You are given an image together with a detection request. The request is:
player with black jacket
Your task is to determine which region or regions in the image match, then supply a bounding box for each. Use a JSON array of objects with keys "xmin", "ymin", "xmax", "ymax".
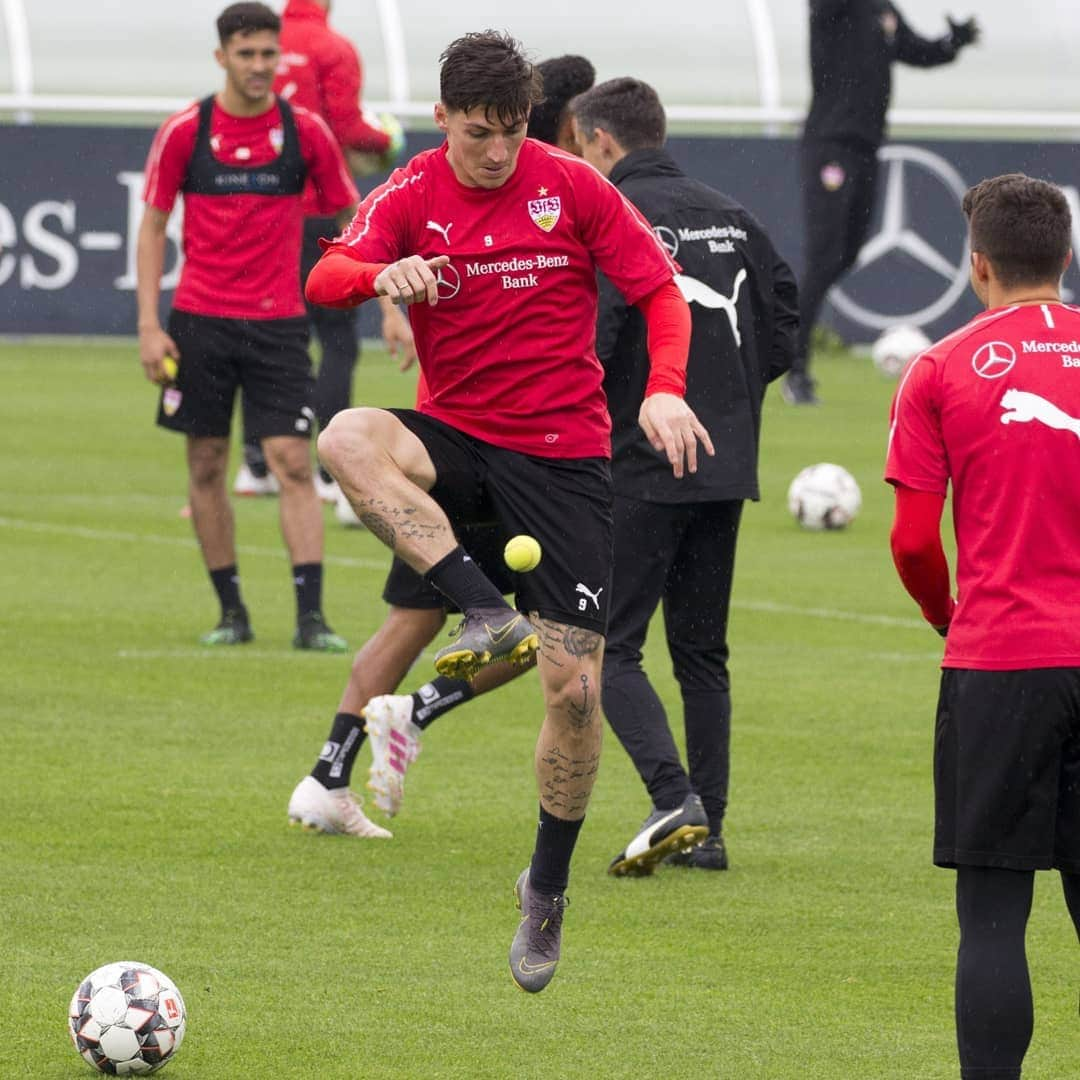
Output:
[
  {"xmin": 572, "ymin": 77, "xmax": 798, "ymax": 874},
  {"xmin": 783, "ymin": 0, "xmax": 978, "ymax": 405}
]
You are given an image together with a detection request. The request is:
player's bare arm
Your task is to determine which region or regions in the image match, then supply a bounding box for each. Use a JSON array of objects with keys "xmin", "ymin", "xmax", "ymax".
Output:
[
  {"xmin": 373, "ymin": 254, "xmax": 450, "ymax": 306},
  {"xmin": 134, "ymin": 206, "xmax": 179, "ymax": 384},
  {"xmin": 638, "ymin": 393, "xmax": 716, "ymax": 479}
]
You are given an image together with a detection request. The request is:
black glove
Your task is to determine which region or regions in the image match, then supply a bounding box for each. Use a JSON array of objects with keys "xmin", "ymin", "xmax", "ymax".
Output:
[{"xmin": 947, "ymin": 15, "xmax": 979, "ymax": 49}]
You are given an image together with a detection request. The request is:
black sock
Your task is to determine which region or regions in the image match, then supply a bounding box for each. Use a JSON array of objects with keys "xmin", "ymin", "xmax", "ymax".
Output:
[
  {"xmin": 529, "ymin": 806, "xmax": 584, "ymax": 896},
  {"xmin": 955, "ymin": 866, "xmax": 1033, "ymax": 1080},
  {"xmin": 209, "ymin": 565, "xmax": 242, "ymax": 614},
  {"xmin": 293, "ymin": 563, "xmax": 323, "ymax": 619},
  {"xmin": 410, "ymin": 676, "xmax": 474, "ymax": 731},
  {"xmin": 424, "ymin": 545, "xmax": 507, "ymax": 612},
  {"xmin": 310, "ymin": 712, "xmax": 366, "ymax": 789},
  {"xmin": 243, "ymin": 440, "xmax": 269, "ymax": 479}
]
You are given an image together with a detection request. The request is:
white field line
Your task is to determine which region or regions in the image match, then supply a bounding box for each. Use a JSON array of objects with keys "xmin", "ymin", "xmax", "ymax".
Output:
[
  {"xmin": 2, "ymin": 514, "xmax": 928, "ymax": 633},
  {"xmin": 0, "ymin": 514, "xmax": 386, "ymax": 571}
]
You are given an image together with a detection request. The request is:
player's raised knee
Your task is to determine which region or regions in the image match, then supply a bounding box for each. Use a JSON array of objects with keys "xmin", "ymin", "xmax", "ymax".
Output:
[{"xmin": 317, "ymin": 407, "xmax": 382, "ymax": 474}]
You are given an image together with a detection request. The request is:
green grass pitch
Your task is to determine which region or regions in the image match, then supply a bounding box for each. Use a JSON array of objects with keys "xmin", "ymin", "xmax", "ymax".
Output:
[{"xmin": 1, "ymin": 340, "xmax": 1076, "ymax": 1078}]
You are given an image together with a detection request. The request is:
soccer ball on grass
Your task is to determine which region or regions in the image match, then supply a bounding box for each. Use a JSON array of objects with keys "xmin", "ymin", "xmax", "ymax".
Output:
[
  {"xmin": 787, "ymin": 463, "xmax": 862, "ymax": 531},
  {"xmin": 68, "ymin": 961, "xmax": 186, "ymax": 1074},
  {"xmin": 870, "ymin": 324, "xmax": 931, "ymax": 378}
]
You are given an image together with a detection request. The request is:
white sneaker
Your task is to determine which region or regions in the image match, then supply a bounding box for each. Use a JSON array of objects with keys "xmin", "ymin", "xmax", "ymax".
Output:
[
  {"xmin": 287, "ymin": 776, "xmax": 392, "ymax": 838},
  {"xmin": 233, "ymin": 463, "xmax": 280, "ymax": 497},
  {"xmin": 335, "ymin": 489, "xmax": 366, "ymax": 528},
  {"xmin": 314, "ymin": 474, "xmax": 341, "ymax": 504},
  {"xmin": 363, "ymin": 695, "xmax": 422, "ymax": 817}
]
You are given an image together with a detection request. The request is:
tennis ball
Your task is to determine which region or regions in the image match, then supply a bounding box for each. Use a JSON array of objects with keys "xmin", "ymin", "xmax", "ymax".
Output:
[
  {"xmin": 162, "ymin": 356, "xmax": 178, "ymax": 382},
  {"xmin": 504, "ymin": 534, "xmax": 542, "ymax": 573}
]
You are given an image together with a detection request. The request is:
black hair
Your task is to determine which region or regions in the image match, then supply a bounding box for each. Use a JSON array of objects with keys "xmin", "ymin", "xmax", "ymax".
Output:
[
  {"xmin": 527, "ymin": 55, "xmax": 596, "ymax": 145},
  {"xmin": 439, "ymin": 30, "xmax": 543, "ymax": 128},
  {"xmin": 570, "ymin": 76, "xmax": 666, "ymax": 153},
  {"xmin": 217, "ymin": 2, "xmax": 280, "ymax": 46}
]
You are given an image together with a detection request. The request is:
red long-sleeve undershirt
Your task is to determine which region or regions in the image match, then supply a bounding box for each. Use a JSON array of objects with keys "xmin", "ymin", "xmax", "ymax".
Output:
[
  {"xmin": 889, "ymin": 483, "xmax": 955, "ymax": 629},
  {"xmin": 305, "ymin": 256, "xmax": 690, "ymax": 397}
]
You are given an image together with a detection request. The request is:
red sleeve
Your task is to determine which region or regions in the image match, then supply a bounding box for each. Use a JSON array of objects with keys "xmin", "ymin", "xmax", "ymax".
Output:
[
  {"xmin": 142, "ymin": 106, "xmax": 198, "ymax": 213},
  {"xmin": 636, "ymin": 279, "xmax": 691, "ymax": 397},
  {"xmin": 884, "ymin": 355, "xmax": 948, "ymax": 495},
  {"xmin": 320, "ymin": 37, "xmax": 391, "ymax": 154},
  {"xmin": 305, "ymin": 249, "xmax": 386, "ymax": 308},
  {"xmin": 296, "ymin": 109, "xmax": 360, "ymax": 215},
  {"xmin": 890, "ymin": 483, "xmax": 955, "ymax": 629}
]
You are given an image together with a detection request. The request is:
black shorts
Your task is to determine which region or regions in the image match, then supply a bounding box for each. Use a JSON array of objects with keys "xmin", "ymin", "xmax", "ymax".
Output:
[
  {"xmin": 382, "ymin": 522, "xmax": 515, "ymax": 611},
  {"xmin": 390, "ymin": 409, "xmax": 613, "ymax": 634},
  {"xmin": 934, "ymin": 667, "xmax": 1080, "ymax": 873},
  {"xmin": 157, "ymin": 310, "xmax": 314, "ymax": 440}
]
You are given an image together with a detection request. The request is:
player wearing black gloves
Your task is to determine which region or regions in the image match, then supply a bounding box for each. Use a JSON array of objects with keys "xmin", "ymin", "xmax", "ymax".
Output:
[{"xmin": 784, "ymin": 2, "xmax": 979, "ymax": 405}]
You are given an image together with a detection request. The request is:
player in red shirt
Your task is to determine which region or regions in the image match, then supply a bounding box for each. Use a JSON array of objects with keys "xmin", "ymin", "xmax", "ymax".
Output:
[
  {"xmin": 136, "ymin": 2, "xmax": 358, "ymax": 651},
  {"xmin": 286, "ymin": 56, "xmax": 597, "ymax": 840},
  {"xmin": 307, "ymin": 31, "xmax": 712, "ymax": 993},
  {"xmin": 886, "ymin": 173, "xmax": 1080, "ymax": 1079},
  {"xmin": 235, "ymin": 0, "xmax": 410, "ymax": 501}
]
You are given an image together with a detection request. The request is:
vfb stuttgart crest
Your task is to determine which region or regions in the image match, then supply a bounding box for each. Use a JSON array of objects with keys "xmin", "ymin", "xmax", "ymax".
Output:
[{"xmin": 528, "ymin": 196, "xmax": 561, "ymax": 232}]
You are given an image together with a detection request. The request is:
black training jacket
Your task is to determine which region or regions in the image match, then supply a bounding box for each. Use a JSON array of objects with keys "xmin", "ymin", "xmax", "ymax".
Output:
[
  {"xmin": 805, "ymin": 0, "xmax": 958, "ymax": 148},
  {"xmin": 597, "ymin": 149, "xmax": 798, "ymax": 504}
]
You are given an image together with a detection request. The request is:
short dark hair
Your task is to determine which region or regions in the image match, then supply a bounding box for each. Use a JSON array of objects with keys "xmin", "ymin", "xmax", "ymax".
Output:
[
  {"xmin": 217, "ymin": 2, "xmax": 280, "ymax": 46},
  {"xmin": 527, "ymin": 55, "xmax": 596, "ymax": 145},
  {"xmin": 439, "ymin": 31, "xmax": 543, "ymax": 128},
  {"xmin": 570, "ymin": 77, "xmax": 666, "ymax": 153},
  {"xmin": 962, "ymin": 173, "xmax": 1072, "ymax": 288}
]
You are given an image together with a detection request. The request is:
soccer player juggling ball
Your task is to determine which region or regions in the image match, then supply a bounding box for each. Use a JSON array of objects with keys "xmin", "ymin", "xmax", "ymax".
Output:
[
  {"xmin": 136, "ymin": 2, "xmax": 357, "ymax": 650},
  {"xmin": 886, "ymin": 173, "xmax": 1080, "ymax": 1080},
  {"xmin": 306, "ymin": 31, "xmax": 713, "ymax": 993}
]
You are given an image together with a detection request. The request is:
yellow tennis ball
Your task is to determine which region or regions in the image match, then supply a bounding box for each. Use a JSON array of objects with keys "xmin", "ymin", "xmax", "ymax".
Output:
[
  {"xmin": 162, "ymin": 356, "xmax": 178, "ymax": 382},
  {"xmin": 504, "ymin": 534, "xmax": 542, "ymax": 573}
]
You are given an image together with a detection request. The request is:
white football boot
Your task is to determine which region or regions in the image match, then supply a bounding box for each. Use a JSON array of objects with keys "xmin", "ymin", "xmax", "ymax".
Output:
[
  {"xmin": 363, "ymin": 695, "xmax": 422, "ymax": 817},
  {"xmin": 287, "ymin": 776, "xmax": 391, "ymax": 838},
  {"xmin": 233, "ymin": 463, "xmax": 280, "ymax": 497}
]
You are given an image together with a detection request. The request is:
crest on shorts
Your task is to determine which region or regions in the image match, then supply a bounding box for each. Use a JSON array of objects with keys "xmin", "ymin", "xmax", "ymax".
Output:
[
  {"xmin": 163, "ymin": 387, "xmax": 182, "ymax": 417},
  {"xmin": 528, "ymin": 196, "xmax": 561, "ymax": 232}
]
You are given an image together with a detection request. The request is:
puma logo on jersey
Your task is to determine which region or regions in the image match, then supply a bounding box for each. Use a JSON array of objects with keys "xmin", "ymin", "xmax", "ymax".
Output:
[
  {"xmin": 575, "ymin": 583, "xmax": 603, "ymax": 610},
  {"xmin": 1000, "ymin": 388, "xmax": 1080, "ymax": 440},
  {"xmin": 426, "ymin": 220, "xmax": 453, "ymax": 246},
  {"xmin": 675, "ymin": 268, "xmax": 747, "ymax": 346}
]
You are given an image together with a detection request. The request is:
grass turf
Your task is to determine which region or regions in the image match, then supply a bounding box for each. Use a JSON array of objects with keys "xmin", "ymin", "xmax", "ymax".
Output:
[{"xmin": 1, "ymin": 340, "xmax": 1076, "ymax": 1078}]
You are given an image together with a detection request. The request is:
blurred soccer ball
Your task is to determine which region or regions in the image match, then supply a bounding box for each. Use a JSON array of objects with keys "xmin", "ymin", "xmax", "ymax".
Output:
[
  {"xmin": 787, "ymin": 463, "xmax": 862, "ymax": 531},
  {"xmin": 871, "ymin": 324, "xmax": 931, "ymax": 378},
  {"xmin": 69, "ymin": 962, "xmax": 186, "ymax": 1074}
]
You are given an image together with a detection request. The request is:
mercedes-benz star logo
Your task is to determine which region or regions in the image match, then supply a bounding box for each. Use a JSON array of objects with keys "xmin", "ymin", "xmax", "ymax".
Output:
[
  {"xmin": 972, "ymin": 341, "xmax": 1017, "ymax": 379},
  {"xmin": 654, "ymin": 226, "xmax": 678, "ymax": 258},
  {"xmin": 435, "ymin": 263, "xmax": 461, "ymax": 301},
  {"xmin": 830, "ymin": 144, "xmax": 971, "ymax": 331}
]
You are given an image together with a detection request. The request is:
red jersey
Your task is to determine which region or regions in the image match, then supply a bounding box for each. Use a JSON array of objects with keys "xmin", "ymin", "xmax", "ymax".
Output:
[
  {"xmin": 886, "ymin": 302, "xmax": 1080, "ymax": 669},
  {"xmin": 327, "ymin": 139, "xmax": 679, "ymax": 458},
  {"xmin": 274, "ymin": 0, "xmax": 389, "ymax": 217},
  {"xmin": 143, "ymin": 97, "xmax": 357, "ymax": 320}
]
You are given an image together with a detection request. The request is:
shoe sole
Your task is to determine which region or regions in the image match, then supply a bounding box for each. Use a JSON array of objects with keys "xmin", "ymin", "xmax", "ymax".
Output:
[
  {"xmin": 200, "ymin": 633, "xmax": 254, "ymax": 646},
  {"xmin": 435, "ymin": 632, "xmax": 539, "ymax": 680},
  {"xmin": 608, "ymin": 824, "xmax": 710, "ymax": 877}
]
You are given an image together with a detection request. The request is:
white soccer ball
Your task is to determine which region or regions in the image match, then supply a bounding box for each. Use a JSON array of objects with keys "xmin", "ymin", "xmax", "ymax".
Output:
[
  {"xmin": 787, "ymin": 463, "xmax": 862, "ymax": 531},
  {"xmin": 69, "ymin": 962, "xmax": 186, "ymax": 1074},
  {"xmin": 871, "ymin": 324, "xmax": 931, "ymax": 378}
]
